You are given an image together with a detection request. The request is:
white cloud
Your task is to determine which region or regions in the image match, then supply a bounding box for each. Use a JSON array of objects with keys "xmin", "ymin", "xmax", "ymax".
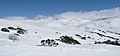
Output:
[
  {"xmin": 53, "ymin": 7, "xmax": 120, "ymax": 20},
  {"xmin": 0, "ymin": 7, "xmax": 120, "ymax": 21},
  {"xmin": 1, "ymin": 16, "xmax": 28, "ymax": 20},
  {"xmin": 33, "ymin": 15, "xmax": 48, "ymax": 20}
]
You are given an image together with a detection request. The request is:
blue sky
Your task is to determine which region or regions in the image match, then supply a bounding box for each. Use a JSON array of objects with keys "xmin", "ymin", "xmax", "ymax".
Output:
[{"xmin": 0, "ymin": 0, "xmax": 120, "ymax": 17}]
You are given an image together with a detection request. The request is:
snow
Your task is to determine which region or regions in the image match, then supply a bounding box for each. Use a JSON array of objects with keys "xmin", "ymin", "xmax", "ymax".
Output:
[
  {"xmin": 0, "ymin": 7, "xmax": 120, "ymax": 56},
  {"xmin": 0, "ymin": 45, "xmax": 120, "ymax": 56}
]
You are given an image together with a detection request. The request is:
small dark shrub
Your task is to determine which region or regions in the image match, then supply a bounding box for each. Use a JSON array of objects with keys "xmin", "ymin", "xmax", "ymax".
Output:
[
  {"xmin": 8, "ymin": 34, "xmax": 19, "ymax": 42},
  {"xmin": 40, "ymin": 39, "xmax": 59, "ymax": 47}
]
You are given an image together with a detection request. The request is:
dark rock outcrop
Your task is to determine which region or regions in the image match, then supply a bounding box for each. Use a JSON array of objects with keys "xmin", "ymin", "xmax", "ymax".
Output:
[
  {"xmin": 94, "ymin": 40, "xmax": 120, "ymax": 46},
  {"xmin": 91, "ymin": 32, "xmax": 119, "ymax": 40},
  {"xmin": 1, "ymin": 28, "xmax": 9, "ymax": 32},
  {"xmin": 75, "ymin": 34, "xmax": 92, "ymax": 40},
  {"xmin": 1, "ymin": 27, "xmax": 27, "ymax": 34},
  {"xmin": 7, "ymin": 27, "xmax": 17, "ymax": 30},
  {"xmin": 56, "ymin": 35, "xmax": 81, "ymax": 45},
  {"xmin": 16, "ymin": 28, "xmax": 27, "ymax": 34}
]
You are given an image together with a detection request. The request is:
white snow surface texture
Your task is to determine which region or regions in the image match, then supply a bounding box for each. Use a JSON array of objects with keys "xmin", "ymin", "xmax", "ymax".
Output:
[{"xmin": 0, "ymin": 7, "xmax": 120, "ymax": 56}]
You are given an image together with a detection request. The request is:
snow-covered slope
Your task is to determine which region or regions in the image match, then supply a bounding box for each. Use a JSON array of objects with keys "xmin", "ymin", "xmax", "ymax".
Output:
[{"xmin": 0, "ymin": 7, "xmax": 120, "ymax": 56}]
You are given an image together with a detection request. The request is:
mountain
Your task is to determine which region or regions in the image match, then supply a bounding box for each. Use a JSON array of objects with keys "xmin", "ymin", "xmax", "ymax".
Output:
[{"xmin": 0, "ymin": 7, "xmax": 120, "ymax": 56}]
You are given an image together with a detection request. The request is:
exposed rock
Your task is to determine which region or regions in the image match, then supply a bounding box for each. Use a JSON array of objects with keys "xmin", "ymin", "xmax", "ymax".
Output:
[
  {"xmin": 107, "ymin": 31, "xmax": 120, "ymax": 35},
  {"xmin": 91, "ymin": 32, "xmax": 119, "ymax": 40},
  {"xmin": 35, "ymin": 32, "xmax": 37, "ymax": 34},
  {"xmin": 75, "ymin": 34, "xmax": 82, "ymax": 37},
  {"xmin": 1, "ymin": 27, "xmax": 27, "ymax": 35},
  {"xmin": 7, "ymin": 27, "xmax": 17, "ymax": 30},
  {"xmin": 16, "ymin": 28, "xmax": 27, "ymax": 34},
  {"xmin": 98, "ymin": 29, "xmax": 106, "ymax": 33},
  {"xmin": 55, "ymin": 32, "xmax": 61, "ymax": 34},
  {"xmin": 81, "ymin": 37, "xmax": 86, "ymax": 40},
  {"xmin": 56, "ymin": 35, "xmax": 81, "ymax": 45},
  {"xmin": 87, "ymin": 36, "xmax": 91, "ymax": 39},
  {"xmin": 75, "ymin": 34, "xmax": 86, "ymax": 40},
  {"xmin": 94, "ymin": 40, "xmax": 120, "ymax": 46},
  {"xmin": 1, "ymin": 28, "xmax": 9, "ymax": 32}
]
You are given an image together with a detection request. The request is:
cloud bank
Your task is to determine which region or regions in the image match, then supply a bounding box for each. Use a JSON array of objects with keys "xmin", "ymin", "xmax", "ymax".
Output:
[
  {"xmin": 1, "ymin": 16, "xmax": 28, "ymax": 20},
  {"xmin": 0, "ymin": 7, "xmax": 120, "ymax": 20},
  {"xmin": 55, "ymin": 7, "xmax": 120, "ymax": 20}
]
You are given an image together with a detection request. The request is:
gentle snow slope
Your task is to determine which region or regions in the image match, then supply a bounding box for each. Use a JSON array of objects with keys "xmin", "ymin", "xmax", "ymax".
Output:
[{"xmin": 0, "ymin": 7, "xmax": 120, "ymax": 56}]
